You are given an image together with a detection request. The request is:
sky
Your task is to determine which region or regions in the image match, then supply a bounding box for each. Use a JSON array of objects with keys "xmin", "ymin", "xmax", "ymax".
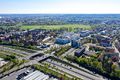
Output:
[{"xmin": 0, "ymin": 0, "xmax": 120, "ymax": 14}]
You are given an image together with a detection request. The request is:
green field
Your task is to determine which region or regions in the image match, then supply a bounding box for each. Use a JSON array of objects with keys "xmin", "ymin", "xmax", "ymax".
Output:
[{"xmin": 21, "ymin": 24, "xmax": 92, "ymax": 31}]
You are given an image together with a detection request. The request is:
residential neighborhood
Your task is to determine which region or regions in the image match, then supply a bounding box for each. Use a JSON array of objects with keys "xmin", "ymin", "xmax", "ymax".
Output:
[
  {"xmin": 0, "ymin": 0, "xmax": 120, "ymax": 79},
  {"xmin": 0, "ymin": 14, "xmax": 120, "ymax": 80}
]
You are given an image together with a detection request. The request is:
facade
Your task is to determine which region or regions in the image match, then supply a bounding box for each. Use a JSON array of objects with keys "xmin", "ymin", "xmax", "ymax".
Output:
[
  {"xmin": 105, "ymin": 47, "xmax": 115, "ymax": 53},
  {"xmin": 99, "ymin": 52, "xmax": 119, "ymax": 62},
  {"xmin": 74, "ymin": 47, "xmax": 85, "ymax": 57},
  {"xmin": 96, "ymin": 35, "xmax": 112, "ymax": 47},
  {"xmin": 100, "ymin": 30, "xmax": 107, "ymax": 35},
  {"xmin": 103, "ymin": 53, "xmax": 119, "ymax": 62},
  {"xmin": 55, "ymin": 32, "xmax": 81, "ymax": 46},
  {"xmin": 100, "ymin": 42, "xmax": 112, "ymax": 47},
  {"xmin": 80, "ymin": 31, "xmax": 89, "ymax": 37},
  {"xmin": 71, "ymin": 40, "xmax": 80, "ymax": 48},
  {"xmin": 55, "ymin": 38, "xmax": 70, "ymax": 45}
]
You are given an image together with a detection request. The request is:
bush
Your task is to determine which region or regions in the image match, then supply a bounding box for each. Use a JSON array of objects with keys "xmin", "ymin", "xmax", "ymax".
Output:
[
  {"xmin": 55, "ymin": 46, "xmax": 71, "ymax": 56},
  {"xmin": 32, "ymin": 64, "xmax": 71, "ymax": 80}
]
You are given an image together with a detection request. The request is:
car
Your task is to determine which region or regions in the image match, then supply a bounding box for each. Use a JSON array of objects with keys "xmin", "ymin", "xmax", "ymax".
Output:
[
  {"xmin": 27, "ymin": 70, "xmax": 30, "ymax": 73},
  {"xmin": 70, "ymin": 67, "xmax": 72, "ymax": 69},
  {"xmin": 16, "ymin": 72, "xmax": 28, "ymax": 80},
  {"xmin": 25, "ymin": 70, "xmax": 30, "ymax": 74}
]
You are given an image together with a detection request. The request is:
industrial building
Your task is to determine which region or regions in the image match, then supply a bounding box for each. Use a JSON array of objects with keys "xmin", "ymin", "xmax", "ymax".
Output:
[{"xmin": 22, "ymin": 70, "xmax": 49, "ymax": 80}]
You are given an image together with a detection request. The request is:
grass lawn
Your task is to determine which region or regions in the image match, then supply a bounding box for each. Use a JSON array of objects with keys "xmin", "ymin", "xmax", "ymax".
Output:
[{"xmin": 21, "ymin": 24, "xmax": 92, "ymax": 31}]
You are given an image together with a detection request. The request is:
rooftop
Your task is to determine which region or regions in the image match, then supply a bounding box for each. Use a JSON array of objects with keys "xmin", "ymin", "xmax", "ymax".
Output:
[{"xmin": 23, "ymin": 70, "xmax": 49, "ymax": 80}]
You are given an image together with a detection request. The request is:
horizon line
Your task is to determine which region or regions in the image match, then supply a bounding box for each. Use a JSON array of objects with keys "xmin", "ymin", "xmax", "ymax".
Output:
[{"xmin": 0, "ymin": 13, "xmax": 120, "ymax": 15}]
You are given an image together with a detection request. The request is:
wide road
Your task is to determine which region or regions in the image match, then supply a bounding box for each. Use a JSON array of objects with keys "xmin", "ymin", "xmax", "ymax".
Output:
[
  {"xmin": 0, "ymin": 47, "xmax": 107, "ymax": 80},
  {"xmin": 0, "ymin": 46, "xmax": 29, "ymax": 55},
  {"xmin": 0, "ymin": 53, "xmax": 49, "ymax": 79},
  {"xmin": 45, "ymin": 59, "xmax": 105, "ymax": 80}
]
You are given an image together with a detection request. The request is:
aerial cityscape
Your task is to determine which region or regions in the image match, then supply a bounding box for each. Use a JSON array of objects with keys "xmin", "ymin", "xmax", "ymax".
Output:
[{"xmin": 0, "ymin": 0, "xmax": 120, "ymax": 80}]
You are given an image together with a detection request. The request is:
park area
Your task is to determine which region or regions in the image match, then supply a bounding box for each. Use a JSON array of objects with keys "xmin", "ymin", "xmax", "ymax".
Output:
[{"xmin": 20, "ymin": 24, "xmax": 92, "ymax": 31}]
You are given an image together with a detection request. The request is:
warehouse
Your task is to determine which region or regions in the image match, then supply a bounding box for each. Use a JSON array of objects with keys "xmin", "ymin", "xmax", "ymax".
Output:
[{"xmin": 22, "ymin": 70, "xmax": 49, "ymax": 80}]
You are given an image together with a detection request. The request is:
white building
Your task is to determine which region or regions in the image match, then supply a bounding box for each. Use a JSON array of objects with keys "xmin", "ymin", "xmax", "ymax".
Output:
[
  {"xmin": 0, "ymin": 58, "xmax": 8, "ymax": 67},
  {"xmin": 22, "ymin": 70, "xmax": 49, "ymax": 80}
]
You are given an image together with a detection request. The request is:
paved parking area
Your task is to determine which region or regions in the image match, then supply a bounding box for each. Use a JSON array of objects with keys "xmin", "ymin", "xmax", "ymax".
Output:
[{"xmin": 1, "ymin": 67, "xmax": 32, "ymax": 80}]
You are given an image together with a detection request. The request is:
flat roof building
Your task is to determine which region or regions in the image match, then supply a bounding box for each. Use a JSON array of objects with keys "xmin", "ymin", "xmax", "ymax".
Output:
[
  {"xmin": 0, "ymin": 58, "xmax": 8, "ymax": 67},
  {"xmin": 74, "ymin": 47, "xmax": 85, "ymax": 57},
  {"xmin": 22, "ymin": 70, "xmax": 49, "ymax": 80}
]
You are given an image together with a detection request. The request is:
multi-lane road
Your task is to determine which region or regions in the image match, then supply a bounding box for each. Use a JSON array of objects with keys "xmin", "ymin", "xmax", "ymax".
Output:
[{"xmin": 0, "ymin": 46, "xmax": 107, "ymax": 80}]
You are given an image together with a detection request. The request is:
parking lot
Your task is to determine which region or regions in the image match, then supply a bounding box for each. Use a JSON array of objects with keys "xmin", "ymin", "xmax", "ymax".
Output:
[{"xmin": 1, "ymin": 67, "xmax": 33, "ymax": 80}]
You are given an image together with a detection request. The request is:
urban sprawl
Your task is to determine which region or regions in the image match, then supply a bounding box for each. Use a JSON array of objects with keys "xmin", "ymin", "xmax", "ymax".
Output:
[{"xmin": 0, "ymin": 14, "xmax": 120, "ymax": 80}]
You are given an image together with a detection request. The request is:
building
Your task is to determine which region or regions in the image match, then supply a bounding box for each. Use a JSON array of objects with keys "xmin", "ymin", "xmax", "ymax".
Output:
[
  {"xmin": 71, "ymin": 40, "xmax": 80, "ymax": 48},
  {"xmin": 104, "ymin": 53, "xmax": 119, "ymax": 62},
  {"xmin": 84, "ymin": 51, "xmax": 96, "ymax": 56},
  {"xmin": 100, "ymin": 42, "xmax": 112, "ymax": 47},
  {"xmin": 99, "ymin": 53, "xmax": 119, "ymax": 62},
  {"xmin": 89, "ymin": 44, "xmax": 115, "ymax": 53},
  {"xmin": 55, "ymin": 32, "xmax": 81, "ymax": 46},
  {"xmin": 105, "ymin": 47, "xmax": 115, "ymax": 53},
  {"xmin": 95, "ymin": 35, "xmax": 112, "ymax": 47},
  {"xmin": 22, "ymin": 70, "xmax": 49, "ymax": 80},
  {"xmin": 80, "ymin": 31, "xmax": 90, "ymax": 37},
  {"xmin": 89, "ymin": 45, "xmax": 105, "ymax": 51},
  {"xmin": 0, "ymin": 58, "xmax": 8, "ymax": 67},
  {"xmin": 74, "ymin": 47, "xmax": 85, "ymax": 57},
  {"xmin": 99, "ymin": 30, "xmax": 107, "ymax": 35},
  {"xmin": 55, "ymin": 38, "xmax": 70, "ymax": 45}
]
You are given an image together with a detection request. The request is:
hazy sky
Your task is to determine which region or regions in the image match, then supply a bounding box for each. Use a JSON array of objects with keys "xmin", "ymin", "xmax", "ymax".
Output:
[{"xmin": 0, "ymin": 0, "xmax": 120, "ymax": 14}]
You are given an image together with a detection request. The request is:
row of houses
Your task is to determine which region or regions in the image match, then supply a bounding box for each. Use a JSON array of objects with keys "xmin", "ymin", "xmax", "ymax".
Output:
[{"xmin": 0, "ymin": 29, "xmax": 59, "ymax": 47}]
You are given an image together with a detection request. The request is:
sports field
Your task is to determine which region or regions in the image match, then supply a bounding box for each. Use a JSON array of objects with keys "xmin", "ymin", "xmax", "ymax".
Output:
[{"xmin": 21, "ymin": 24, "xmax": 92, "ymax": 31}]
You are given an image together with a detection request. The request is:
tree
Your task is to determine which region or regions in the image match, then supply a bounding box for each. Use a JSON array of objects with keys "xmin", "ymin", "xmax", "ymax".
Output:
[
  {"xmin": 111, "ymin": 64, "xmax": 117, "ymax": 72},
  {"xmin": 112, "ymin": 70, "xmax": 120, "ymax": 78},
  {"xmin": 97, "ymin": 62, "xmax": 104, "ymax": 72}
]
